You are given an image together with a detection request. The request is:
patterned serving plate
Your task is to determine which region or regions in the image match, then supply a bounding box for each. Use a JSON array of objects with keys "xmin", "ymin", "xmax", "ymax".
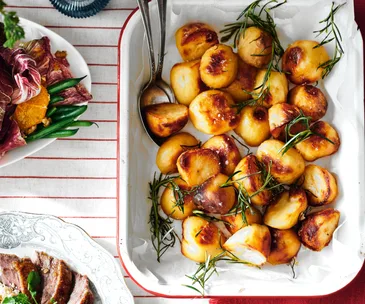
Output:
[{"xmin": 0, "ymin": 211, "xmax": 134, "ymax": 303}]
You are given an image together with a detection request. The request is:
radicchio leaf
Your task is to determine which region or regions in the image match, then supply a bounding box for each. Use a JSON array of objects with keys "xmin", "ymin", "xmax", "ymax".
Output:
[
  {"xmin": 0, "ymin": 119, "xmax": 26, "ymax": 158},
  {"xmin": 0, "ymin": 47, "xmax": 42, "ymax": 104},
  {"xmin": 0, "ymin": 58, "xmax": 13, "ymax": 131}
]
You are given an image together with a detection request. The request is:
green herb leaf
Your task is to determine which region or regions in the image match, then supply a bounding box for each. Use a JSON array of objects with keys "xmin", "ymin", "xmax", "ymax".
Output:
[
  {"xmin": 3, "ymin": 294, "xmax": 32, "ymax": 304},
  {"xmin": 27, "ymin": 271, "xmax": 40, "ymax": 304},
  {"xmin": 50, "ymin": 298, "xmax": 58, "ymax": 304}
]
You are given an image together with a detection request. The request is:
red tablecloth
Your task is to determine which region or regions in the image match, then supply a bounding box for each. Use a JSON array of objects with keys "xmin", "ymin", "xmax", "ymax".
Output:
[{"xmin": 210, "ymin": 1, "xmax": 365, "ymax": 303}]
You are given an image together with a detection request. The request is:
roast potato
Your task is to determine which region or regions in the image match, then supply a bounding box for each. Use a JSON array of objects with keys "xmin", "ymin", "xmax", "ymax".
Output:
[
  {"xmin": 189, "ymin": 90, "xmax": 240, "ymax": 135},
  {"xmin": 223, "ymin": 224, "xmax": 271, "ymax": 266},
  {"xmin": 156, "ymin": 132, "xmax": 199, "ymax": 174},
  {"xmin": 202, "ymin": 134, "xmax": 241, "ymax": 176},
  {"xmin": 300, "ymin": 164, "xmax": 338, "ymax": 206},
  {"xmin": 256, "ymin": 139, "xmax": 305, "ymax": 185},
  {"xmin": 298, "ymin": 208, "xmax": 340, "ymax": 251},
  {"xmin": 232, "ymin": 154, "xmax": 272, "ymax": 206},
  {"xmin": 235, "ymin": 106, "xmax": 270, "ymax": 147},
  {"xmin": 222, "ymin": 58, "xmax": 258, "ymax": 102},
  {"xmin": 267, "ymin": 228, "xmax": 301, "ymax": 265},
  {"xmin": 254, "ymin": 70, "xmax": 289, "ymax": 108},
  {"xmin": 200, "ymin": 44, "xmax": 238, "ymax": 88},
  {"xmin": 170, "ymin": 60, "xmax": 206, "ymax": 106},
  {"xmin": 263, "ymin": 188, "xmax": 308, "ymax": 229},
  {"xmin": 268, "ymin": 103, "xmax": 303, "ymax": 140},
  {"xmin": 181, "ymin": 216, "xmax": 225, "ymax": 263},
  {"xmin": 282, "ymin": 40, "xmax": 330, "ymax": 85},
  {"xmin": 288, "ymin": 85, "xmax": 327, "ymax": 121},
  {"xmin": 177, "ymin": 148, "xmax": 221, "ymax": 186},
  {"xmin": 222, "ymin": 206, "xmax": 263, "ymax": 235},
  {"xmin": 143, "ymin": 103, "xmax": 188, "ymax": 138},
  {"xmin": 295, "ymin": 121, "xmax": 340, "ymax": 161},
  {"xmin": 237, "ymin": 26, "xmax": 273, "ymax": 68},
  {"xmin": 194, "ymin": 173, "xmax": 236, "ymax": 215},
  {"xmin": 160, "ymin": 178, "xmax": 196, "ymax": 220}
]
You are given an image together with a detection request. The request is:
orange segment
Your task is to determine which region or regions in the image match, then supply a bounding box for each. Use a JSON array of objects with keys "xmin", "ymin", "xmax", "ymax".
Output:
[{"xmin": 13, "ymin": 85, "xmax": 50, "ymax": 131}]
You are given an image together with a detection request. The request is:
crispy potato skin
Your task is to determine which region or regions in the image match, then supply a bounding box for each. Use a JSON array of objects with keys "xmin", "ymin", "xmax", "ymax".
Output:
[
  {"xmin": 254, "ymin": 70, "xmax": 289, "ymax": 108},
  {"xmin": 234, "ymin": 106, "xmax": 270, "ymax": 147},
  {"xmin": 256, "ymin": 139, "xmax": 305, "ymax": 185},
  {"xmin": 160, "ymin": 178, "xmax": 196, "ymax": 220},
  {"xmin": 181, "ymin": 216, "xmax": 225, "ymax": 263},
  {"xmin": 295, "ymin": 121, "xmax": 340, "ymax": 161},
  {"xmin": 298, "ymin": 208, "xmax": 340, "ymax": 251},
  {"xmin": 238, "ymin": 27, "xmax": 273, "ymax": 68},
  {"xmin": 144, "ymin": 103, "xmax": 188, "ymax": 137},
  {"xmin": 170, "ymin": 60, "xmax": 206, "ymax": 106},
  {"xmin": 222, "ymin": 58, "xmax": 258, "ymax": 102},
  {"xmin": 202, "ymin": 135, "xmax": 241, "ymax": 176},
  {"xmin": 175, "ymin": 23, "xmax": 219, "ymax": 61},
  {"xmin": 301, "ymin": 164, "xmax": 338, "ymax": 206},
  {"xmin": 268, "ymin": 103, "xmax": 304, "ymax": 140},
  {"xmin": 268, "ymin": 228, "xmax": 301, "ymax": 265},
  {"xmin": 189, "ymin": 90, "xmax": 240, "ymax": 135},
  {"xmin": 194, "ymin": 173, "xmax": 236, "ymax": 215},
  {"xmin": 223, "ymin": 224, "xmax": 271, "ymax": 266},
  {"xmin": 156, "ymin": 133, "xmax": 199, "ymax": 174},
  {"xmin": 263, "ymin": 188, "xmax": 308, "ymax": 229},
  {"xmin": 200, "ymin": 44, "xmax": 238, "ymax": 88},
  {"xmin": 222, "ymin": 206, "xmax": 263, "ymax": 235},
  {"xmin": 232, "ymin": 154, "xmax": 272, "ymax": 206},
  {"xmin": 288, "ymin": 85, "xmax": 328, "ymax": 121},
  {"xmin": 282, "ymin": 40, "xmax": 330, "ymax": 85},
  {"xmin": 177, "ymin": 148, "xmax": 221, "ymax": 187}
]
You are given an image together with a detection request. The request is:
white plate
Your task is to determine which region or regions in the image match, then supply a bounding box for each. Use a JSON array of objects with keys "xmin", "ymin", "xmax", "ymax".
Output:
[
  {"xmin": 118, "ymin": 0, "xmax": 365, "ymax": 298},
  {"xmin": 0, "ymin": 18, "xmax": 91, "ymax": 169},
  {"xmin": 0, "ymin": 211, "xmax": 134, "ymax": 304}
]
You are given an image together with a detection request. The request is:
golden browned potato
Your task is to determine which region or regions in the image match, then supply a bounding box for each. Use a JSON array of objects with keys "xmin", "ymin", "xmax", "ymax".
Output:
[
  {"xmin": 267, "ymin": 228, "xmax": 301, "ymax": 265},
  {"xmin": 254, "ymin": 70, "xmax": 289, "ymax": 108},
  {"xmin": 237, "ymin": 26, "xmax": 273, "ymax": 68},
  {"xmin": 301, "ymin": 164, "xmax": 338, "ymax": 206},
  {"xmin": 200, "ymin": 44, "xmax": 238, "ymax": 88},
  {"xmin": 177, "ymin": 148, "xmax": 221, "ymax": 186},
  {"xmin": 288, "ymin": 85, "xmax": 328, "ymax": 121},
  {"xmin": 170, "ymin": 60, "xmax": 206, "ymax": 106},
  {"xmin": 222, "ymin": 58, "xmax": 258, "ymax": 102},
  {"xmin": 282, "ymin": 40, "xmax": 330, "ymax": 85},
  {"xmin": 175, "ymin": 23, "xmax": 219, "ymax": 62},
  {"xmin": 156, "ymin": 133, "xmax": 199, "ymax": 174},
  {"xmin": 202, "ymin": 134, "xmax": 241, "ymax": 176},
  {"xmin": 143, "ymin": 103, "xmax": 188, "ymax": 138},
  {"xmin": 268, "ymin": 103, "xmax": 303, "ymax": 140},
  {"xmin": 223, "ymin": 224, "xmax": 271, "ymax": 266},
  {"xmin": 194, "ymin": 173, "xmax": 236, "ymax": 215},
  {"xmin": 222, "ymin": 206, "xmax": 262, "ymax": 235},
  {"xmin": 263, "ymin": 188, "xmax": 308, "ymax": 229},
  {"xmin": 160, "ymin": 178, "xmax": 196, "ymax": 220},
  {"xmin": 189, "ymin": 90, "xmax": 240, "ymax": 135},
  {"xmin": 232, "ymin": 154, "xmax": 272, "ymax": 206},
  {"xmin": 181, "ymin": 216, "xmax": 225, "ymax": 263},
  {"xmin": 295, "ymin": 121, "xmax": 340, "ymax": 161},
  {"xmin": 234, "ymin": 106, "xmax": 270, "ymax": 147},
  {"xmin": 256, "ymin": 139, "xmax": 305, "ymax": 185},
  {"xmin": 298, "ymin": 208, "xmax": 340, "ymax": 251}
]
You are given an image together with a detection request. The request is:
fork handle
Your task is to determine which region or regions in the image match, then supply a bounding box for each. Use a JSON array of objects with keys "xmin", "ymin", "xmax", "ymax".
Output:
[
  {"xmin": 136, "ymin": 0, "xmax": 156, "ymax": 83},
  {"xmin": 155, "ymin": 0, "xmax": 167, "ymax": 80}
]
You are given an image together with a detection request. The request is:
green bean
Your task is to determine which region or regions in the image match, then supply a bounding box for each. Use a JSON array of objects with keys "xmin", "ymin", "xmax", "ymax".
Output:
[
  {"xmin": 49, "ymin": 95, "xmax": 64, "ymax": 104},
  {"xmin": 47, "ymin": 75, "xmax": 87, "ymax": 95},
  {"xmin": 53, "ymin": 105, "xmax": 82, "ymax": 115},
  {"xmin": 52, "ymin": 105, "xmax": 87, "ymax": 121},
  {"xmin": 44, "ymin": 129, "xmax": 79, "ymax": 138},
  {"xmin": 46, "ymin": 107, "xmax": 57, "ymax": 117},
  {"xmin": 67, "ymin": 121, "xmax": 98, "ymax": 127}
]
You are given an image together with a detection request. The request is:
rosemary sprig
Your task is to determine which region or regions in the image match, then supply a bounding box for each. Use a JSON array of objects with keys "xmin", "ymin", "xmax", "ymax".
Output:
[
  {"xmin": 168, "ymin": 179, "xmax": 198, "ymax": 214},
  {"xmin": 288, "ymin": 257, "xmax": 297, "ymax": 279},
  {"xmin": 0, "ymin": 0, "xmax": 25, "ymax": 48},
  {"xmin": 278, "ymin": 111, "xmax": 335, "ymax": 155},
  {"xmin": 148, "ymin": 173, "xmax": 180, "ymax": 262},
  {"xmin": 231, "ymin": 134, "xmax": 251, "ymax": 154},
  {"xmin": 313, "ymin": 2, "xmax": 346, "ymax": 79},
  {"xmin": 192, "ymin": 210, "xmax": 232, "ymax": 226}
]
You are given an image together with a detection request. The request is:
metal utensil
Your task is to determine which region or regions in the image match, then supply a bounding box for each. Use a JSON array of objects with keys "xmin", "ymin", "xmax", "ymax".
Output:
[{"xmin": 136, "ymin": 0, "xmax": 175, "ymax": 146}]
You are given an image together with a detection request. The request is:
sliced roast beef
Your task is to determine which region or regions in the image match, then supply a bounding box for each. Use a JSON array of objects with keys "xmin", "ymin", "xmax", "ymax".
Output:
[
  {"xmin": 68, "ymin": 273, "xmax": 94, "ymax": 304},
  {"xmin": 0, "ymin": 253, "xmax": 40, "ymax": 302},
  {"xmin": 35, "ymin": 251, "xmax": 73, "ymax": 304}
]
